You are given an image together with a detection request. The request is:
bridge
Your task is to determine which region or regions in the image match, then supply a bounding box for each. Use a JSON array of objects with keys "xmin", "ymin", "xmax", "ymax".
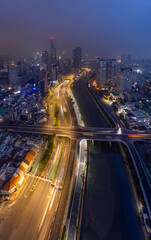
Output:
[
  {"xmin": 1, "ymin": 81, "xmax": 151, "ymax": 239},
  {"xmin": 1, "ymin": 123, "xmax": 151, "ymax": 139},
  {"xmin": 1, "ymin": 122, "xmax": 151, "ymax": 221}
]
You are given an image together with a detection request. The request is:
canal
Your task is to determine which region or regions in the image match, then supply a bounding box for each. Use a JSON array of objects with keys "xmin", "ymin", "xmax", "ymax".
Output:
[
  {"xmin": 72, "ymin": 79, "xmax": 110, "ymax": 128},
  {"xmin": 80, "ymin": 141, "xmax": 142, "ymax": 240}
]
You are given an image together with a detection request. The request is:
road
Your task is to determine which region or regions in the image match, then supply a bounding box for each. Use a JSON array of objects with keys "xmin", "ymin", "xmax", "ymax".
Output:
[
  {"xmin": 0, "ymin": 175, "xmax": 55, "ymax": 240},
  {"xmin": 45, "ymin": 78, "xmax": 73, "ymax": 128},
  {"xmin": 128, "ymin": 142, "xmax": 151, "ymax": 218},
  {"xmin": 55, "ymin": 138, "xmax": 71, "ymax": 188},
  {"xmin": 42, "ymin": 138, "xmax": 63, "ymax": 180},
  {"xmin": 50, "ymin": 140, "xmax": 76, "ymax": 240},
  {"xmin": 0, "ymin": 135, "xmax": 72, "ymax": 240},
  {"xmin": 58, "ymin": 81, "xmax": 74, "ymax": 127},
  {"xmin": 0, "ymin": 75, "xmax": 151, "ymax": 240},
  {"xmin": 67, "ymin": 139, "xmax": 86, "ymax": 240}
]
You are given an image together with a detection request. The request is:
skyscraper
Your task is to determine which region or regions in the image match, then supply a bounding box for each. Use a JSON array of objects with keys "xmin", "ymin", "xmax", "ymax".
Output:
[
  {"xmin": 121, "ymin": 54, "xmax": 132, "ymax": 66},
  {"xmin": 96, "ymin": 58, "xmax": 107, "ymax": 87},
  {"xmin": 50, "ymin": 38, "xmax": 56, "ymax": 64},
  {"xmin": 121, "ymin": 54, "xmax": 126, "ymax": 66},
  {"xmin": 120, "ymin": 68, "xmax": 132, "ymax": 93},
  {"xmin": 49, "ymin": 38, "xmax": 57, "ymax": 80},
  {"xmin": 9, "ymin": 63, "xmax": 18, "ymax": 86},
  {"xmin": 17, "ymin": 60, "xmax": 24, "ymax": 76},
  {"xmin": 0, "ymin": 58, "xmax": 4, "ymax": 69},
  {"xmin": 73, "ymin": 47, "xmax": 82, "ymax": 69},
  {"xmin": 40, "ymin": 69, "xmax": 48, "ymax": 97},
  {"xmin": 106, "ymin": 59, "xmax": 117, "ymax": 86},
  {"xmin": 42, "ymin": 50, "xmax": 49, "ymax": 65},
  {"xmin": 97, "ymin": 58, "xmax": 116, "ymax": 88}
]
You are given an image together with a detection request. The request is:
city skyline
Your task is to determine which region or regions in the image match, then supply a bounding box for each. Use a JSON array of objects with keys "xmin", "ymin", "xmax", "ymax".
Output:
[
  {"xmin": 1, "ymin": 0, "xmax": 151, "ymax": 57},
  {"xmin": 1, "ymin": 1, "xmax": 151, "ymax": 240}
]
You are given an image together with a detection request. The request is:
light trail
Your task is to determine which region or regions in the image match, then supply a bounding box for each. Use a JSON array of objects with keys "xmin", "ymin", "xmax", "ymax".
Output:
[{"xmin": 38, "ymin": 187, "xmax": 54, "ymax": 232}]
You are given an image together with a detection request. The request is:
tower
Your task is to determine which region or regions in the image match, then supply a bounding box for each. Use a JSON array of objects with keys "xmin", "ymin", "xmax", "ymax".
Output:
[
  {"xmin": 49, "ymin": 38, "xmax": 57, "ymax": 80},
  {"xmin": 73, "ymin": 47, "xmax": 82, "ymax": 69},
  {"xmin": 50, "ymin": 38, "xmax": 56, "ymax": 64},
  {"xmin": 40, "ymin": 69, "xmax": 48, "ymax": 97},
  {"xmin": 42, "ymin": 50, "xmax": 49, "ymax": 65},
  {"xmin": 97, "ymin": 58, "xmax": 116, "ymax": 88},
  {"xmin": 120, "ymin": 68, "xmax": 132, "ymax": 93}
]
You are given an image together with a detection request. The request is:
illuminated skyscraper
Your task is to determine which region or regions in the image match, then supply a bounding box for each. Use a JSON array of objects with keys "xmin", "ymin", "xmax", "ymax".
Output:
[
  {"xmin": 120, "ymin": 68, "xmax": 132, "ymax": 93},
  {"xmin": 42, "ymin": 50, "xmax": 49, "ymax": 65},
  {"xmin": 73, "ymin": 47, "xmax": 82, "ymax": 69},
  {"xmin": 106, "ymin": 59, "xmax": 117, "ymax": 86},
  {"xmin": 97, "ymin": 58, "xmax": 116, "ymax": 88},
  {"xmin": 40, "ymin": 69, "xmax": 48, "ymax": 96},
  {"xmin": 49, "ymin": 38, "xmax": 57, "ymax": 80},
  {"xmin": 50, "ymin": 38, "xmax": 56, "ymax": 64}
]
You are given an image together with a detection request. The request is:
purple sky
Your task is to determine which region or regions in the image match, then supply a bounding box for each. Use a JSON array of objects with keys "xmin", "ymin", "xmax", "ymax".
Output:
[{"xmin": 0, "ymin": 0, "xmax": 151, "ymax": 57}]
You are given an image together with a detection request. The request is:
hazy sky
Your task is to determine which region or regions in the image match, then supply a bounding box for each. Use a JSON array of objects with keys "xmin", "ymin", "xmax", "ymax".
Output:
[{"xmin": 0, "ymin": 0, "xmax": 151, "ymax": 57}]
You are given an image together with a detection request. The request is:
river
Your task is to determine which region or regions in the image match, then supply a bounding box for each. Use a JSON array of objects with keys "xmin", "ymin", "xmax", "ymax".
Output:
[{"xmin": 80, "ymin": 141, "xmax": 142, "ymax": 240}]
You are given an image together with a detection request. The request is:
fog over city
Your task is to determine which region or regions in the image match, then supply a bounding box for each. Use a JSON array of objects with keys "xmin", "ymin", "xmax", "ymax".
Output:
[
  {"xmin": 0, "ymin": 0, "xmax": 151, "ymax": 57},
  {"xmin": 1, "ymin": 0, "xmax": 151, "ymax": 240}
]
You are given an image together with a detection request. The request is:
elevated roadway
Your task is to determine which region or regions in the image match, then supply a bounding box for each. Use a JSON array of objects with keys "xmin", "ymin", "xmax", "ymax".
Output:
[
  {"xmin": 1, "ymin": 76, "xmax": 151, "ymax": 240},
  {"xmin": 1, "ymin": 123, "xmax": 151, "ymax": 140}
]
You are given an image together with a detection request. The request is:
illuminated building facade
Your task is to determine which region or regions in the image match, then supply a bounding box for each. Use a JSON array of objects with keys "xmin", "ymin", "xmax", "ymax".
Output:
[
  {"xmin": 40, "ymin": 69, "xmax": 48, "ymax": 96},
  {"xmin": 97, "ymin": 58, "xmax": 116, "ymax": 88},
  {"xmin": 73, "ymin": 47, "xmax": 82, "ymax": 69},
  {"xmin": 120, "ymin": 68, "xmax": 132, "ymax": 93},
  {"xmin": 42, "ymin": 50, "xmax": 49, "ymax": 66},
  {"xmin": 50, "ymin": 38, "xmax": 57, "ymax": 80}
]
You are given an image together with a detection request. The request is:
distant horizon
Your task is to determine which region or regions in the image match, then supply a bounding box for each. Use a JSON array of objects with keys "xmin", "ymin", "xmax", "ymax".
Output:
[
  {"xmin": 1, "ymin": 0, "xmax": 151, "ymax": 58},
  {"xmin": 1, "ymin": 49, "xmax": 151, "ymax": 61}
]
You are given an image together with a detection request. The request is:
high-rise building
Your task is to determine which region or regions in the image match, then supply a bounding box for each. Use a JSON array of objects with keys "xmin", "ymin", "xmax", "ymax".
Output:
[
  {"xmin": 58, "ymin": 57, "xmax": 72, "ymax": 74},
  {"xmin": 0, "ymin": 69, "xmax": 9, "ymax": 85},
  {"xmin": 0, "ymin": 58, "xmax": 4, "ymax": 69},
  {"xmin": 42, "ymin": 50, "xmax": 49, "ymax": 65},
  {"xmin": 127, "ymin": 54, "xmax": 132, "ymax": 64},
  {"xmin": 50, "ymin": 39, "xmax": 56, "ymax": 64},
  {"xmin": 121, "ymin": 54, "xmax": 132, "ymax": 66},
  {"xmin": 121, "ymin": 54, "xmax": 126, "ymax": 66},
  {"xmin": 49, "ymin": 38, "xmax": 57, "ymax": 80},
  {"xmin": 9, "ymin": 64, "xmax": 18, "ymax": 86},
  {"xmin": 40, "ymin": 70, "xmax": 48, "ymax": 97},
  {"xmin": 96, "ymin": 58, "xmax": 107, "ymax": 87},
  {"xmin": 40, "ymin": 69, "xmax": 48, "ymax": 97},
  {"xmin": 35, "ymin": 51, "xmax": 42, "ymax": 64},
  {"xmin": 73, "ymin": 47, "xmax": 82, "ymax": 69},
  {"xmin": 120, "ymin": 68, "xmax": 132, "ymax": 93},
  {"xmin": 97, "ymin": 58, "xmax": 116, "ymax": 88},
  {"xmin": 106, "ymin": 59, "xmax": 117, "ymax": 86},
  {"xmin": 29, "ymin": 65, "xmax": 40, "ymax": 83},
  {"xmin": 17, "ymin": 60, "xmax": 24, "ymax": 76}
]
